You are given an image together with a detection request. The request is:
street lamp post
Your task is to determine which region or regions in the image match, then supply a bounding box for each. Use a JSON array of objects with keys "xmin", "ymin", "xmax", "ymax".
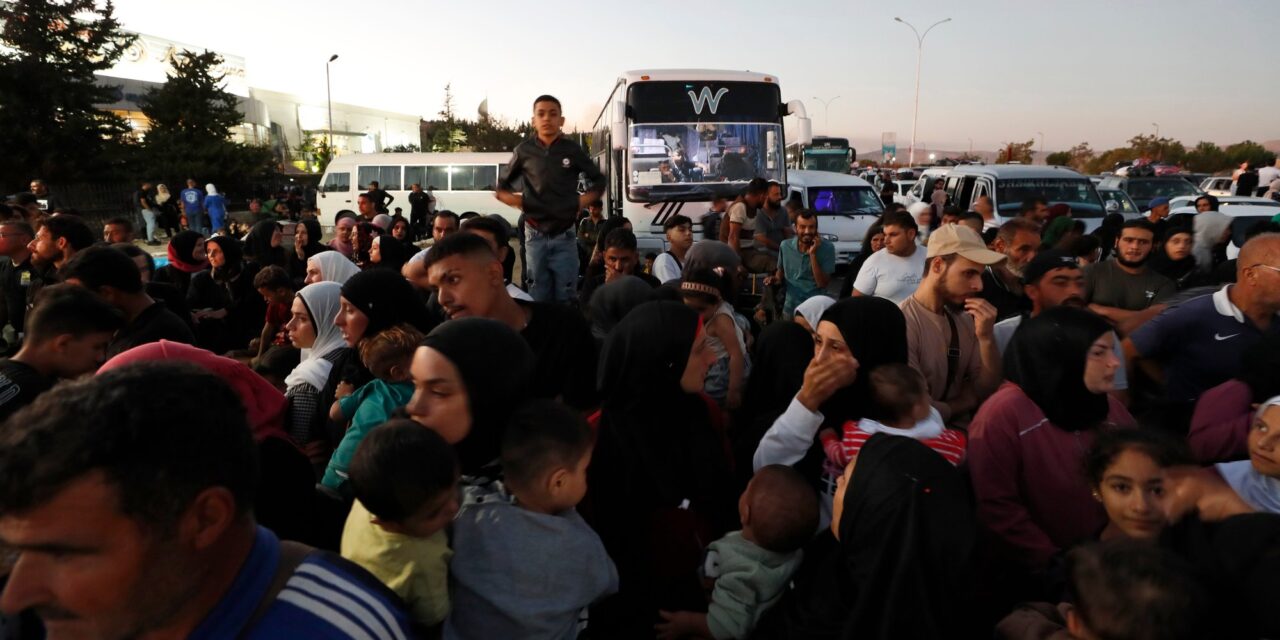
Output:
[
  {"xmin": 895, "ymin": 16, "xmax": 951, "ymax": 166},
  {"xmin": 326, "ymin": 54, "xmax": 339, "ymax": 151},
  {"xmin": 1037, "ymin": 131, "xmax": 1044, "ymax": 164},
  {"xmin": 1152, "ymin": 122, "xmax": 1160, "ymax": 139},
  {"xmin": 811, "ymin": 95, "xmax": 841, "ymax": 135}
]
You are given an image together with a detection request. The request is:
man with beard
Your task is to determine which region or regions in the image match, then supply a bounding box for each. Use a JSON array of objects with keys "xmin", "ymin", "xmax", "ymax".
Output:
[
  {"xmin": 753, "ymin": 181, "xmax": 791, "ymax": 261},
  {"xmin": 424, "ymin": 232, "xmax": 597, "ymax": 410},
  {"xmin": 1085, "ymin": 218, "xmax": 1175, "ymax": 336},
  {"xmin": 852, "ymin": 211, "xmax": 926, "ymax": 303},
  {"xmin": 0, "ymin": 362, "xmax": 415, "ymax": 639},
  {"xmin": 900, "ymin": 224, "xmax": 1007, "ymax": 422},
  {"xmin": 993, "ymin": 250, "xmax": 1129, "ymax": 391},
  {"xmin": 25, "ymin": 215, "xmax": 95, "ymax": 320},
  {"xmin": 979, "ymin": 218, "xmax": 1040, "ymax": 321},
  {"xmin": 769, "ymin": 209, "xmax": 834, "ymax": 317},
  {"xmin": 580, "ymin": 228, "xmax": 660, "ymax": 304}
]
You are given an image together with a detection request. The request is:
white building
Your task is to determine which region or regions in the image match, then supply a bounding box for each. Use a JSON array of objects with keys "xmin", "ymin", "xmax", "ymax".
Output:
[{"xmin": 93, "ymin": 31, "xmax": 422, "ymax": 170}]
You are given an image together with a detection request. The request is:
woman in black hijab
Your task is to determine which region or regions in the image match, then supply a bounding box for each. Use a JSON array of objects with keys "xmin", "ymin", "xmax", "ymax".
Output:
[
  {"xmin": 753, "ymin": 433, "xmax": 977, "ymax": 640},
  {"xmin": 286, "ymin": 218, "xmax": 329, "ymax": 281},
  {"xmin": 408, "ymin": 317, "xmax": 535, "ymax": 476},
  {"xmin": 1091, "ymin": 212, "xmax": 1125, "ymax": 261},
  {"xmin": 187, "ymin": 235, "xmax": 265, "ymax": 353},
  {"xmin": 587, "ymin": 275, "xmax": 654, "ymax": 345},
  {"xmin": 731, "ymin": 321, "xmax": 813, "ymax": 490},
  {"xmin": 369, "ymin": 234, "xmax": 412, "ymax": 274},
  {"xmin": 154, "ymin": 230, "xmax": 207, "ymax": 297},
  {"xmin": 586, "ymin": 301, "xmax": 737, "ymax": 638},
  {"xmin": 244, "ymin": 220, "xmax": 286, "ymax": 268},
  {"xmin": 752, "ymin": 296, "xmax": 910, "ymax": 522},
  {"xmin": 1148, "ymin": 222, "xmax": 1203, "ymax": 290},
  {"xmin": 839, "ymin": 222, "xmax": 884, "ymax": 298}
]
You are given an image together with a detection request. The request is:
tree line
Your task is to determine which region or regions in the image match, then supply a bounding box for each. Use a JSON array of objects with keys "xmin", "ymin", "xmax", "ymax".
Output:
[{"xmin": 1045, "ymin": 135, "xmax": 1275, "ymax": 175}]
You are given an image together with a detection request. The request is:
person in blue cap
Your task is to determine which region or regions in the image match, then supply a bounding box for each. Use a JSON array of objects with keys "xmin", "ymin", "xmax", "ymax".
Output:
[{"xmin": 1145, "ymin": 196, "xmax": 1172, "ymax": 239}]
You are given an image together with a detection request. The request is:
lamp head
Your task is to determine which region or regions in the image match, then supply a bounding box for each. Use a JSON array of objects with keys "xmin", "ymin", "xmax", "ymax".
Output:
[{"xmin": 329, "ymin": 54, "xmax": 339, "ymax": 62}]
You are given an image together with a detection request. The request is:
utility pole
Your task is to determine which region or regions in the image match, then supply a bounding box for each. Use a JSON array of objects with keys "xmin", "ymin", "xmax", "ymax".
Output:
[{"xmin": 895, "ymin": 16, "xmax": 952, "ymax": 166}]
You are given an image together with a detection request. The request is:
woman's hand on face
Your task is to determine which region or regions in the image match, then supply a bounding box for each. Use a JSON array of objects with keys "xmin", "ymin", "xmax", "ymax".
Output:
[
  {"xmin": 1160, "ymin": 465, "xmax": 1255, "ymax": 524},
  {"xmin": 796, "ymin": 353, "xmax": 858, "ymax": 413}
]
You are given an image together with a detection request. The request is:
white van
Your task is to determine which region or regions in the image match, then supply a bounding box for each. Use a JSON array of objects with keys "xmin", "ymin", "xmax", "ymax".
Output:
[
  {"xmin": 785, "ymin": 170, "xmax": 884, "ymax": 266},
  {"xmin": 316, "ymin": 152, "xmax": 519, "ymax": 226},
  {"xmin": 904, "ymin": 167, "xmax": 952, "ymax": 208},
  {"xmin": 940, "ymin": 164, "xmax": 1107, "ymax": 232}
]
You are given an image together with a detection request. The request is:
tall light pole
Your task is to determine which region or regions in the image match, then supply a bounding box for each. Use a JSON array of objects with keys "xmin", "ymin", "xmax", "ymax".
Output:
[
  {"xmin": 895, "ymin": 16, "xmax": 951, "ymax": 166},
  {"xmin": 1037, "ymin": 131, "xmax": 1044, "ymax": 164},
  {"xmin": 326, "ymin": 54, "xmax": 339, "ymax": 151},
  {"xmin": 1152, "ymin": 122, "xmax": 1160, "ymax": 139},
  {"xmin": 811, "ymin": 95, "xmax": 841, "ymax": 135}
]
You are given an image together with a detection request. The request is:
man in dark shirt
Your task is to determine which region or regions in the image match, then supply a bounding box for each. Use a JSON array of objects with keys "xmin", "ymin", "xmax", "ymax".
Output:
[
  {"xmin": 980, "ymin": 218, "xmax": 1040, "ymax": 321},
  {"xmin": 58, "ymin": 246, "xmax": 195, "ymax": 357},
  {"xmin": 496, "ymin": 95, "xmax": 605, "ymax": 304},
  {"xmin": 366, "ymin": 180, "xmax": 393, "ymax": 215},
  {"xmin": 407, "ymin": 183, "xmax": 434, "ymax": 240},
  {"xmin": 1085, "ymin": 218, "xmax": 1176, "ymax": 336},
  {"xmin": 579, "ymin": 228, "xmax": 660, "ymax": 304},
  {"xmin": 0, "ymin": 220, "xmax": 35, "ymax": 348},
  {"xmin": 0, "ymin": 283, "xmax": 123, "ymax": 421},
  {"xmin": 424, "ymin": 232, "xmax": 597, "ymax": 409}
]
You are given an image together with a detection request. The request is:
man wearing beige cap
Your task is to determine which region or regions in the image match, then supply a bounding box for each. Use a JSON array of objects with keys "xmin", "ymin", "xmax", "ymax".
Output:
[{"xmin": 901, "ymin": 224, "xmax": 1007, "ymax": 423}]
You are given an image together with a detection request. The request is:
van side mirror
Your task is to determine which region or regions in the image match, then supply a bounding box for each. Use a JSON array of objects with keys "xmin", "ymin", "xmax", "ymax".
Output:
[
  {"xmin": 1105, "ymin": 200, "xmax": 1120, "ymax": 214},
  {"xmin": 611, "ymin": 101, "xmax": 626, "ymax": 151}
]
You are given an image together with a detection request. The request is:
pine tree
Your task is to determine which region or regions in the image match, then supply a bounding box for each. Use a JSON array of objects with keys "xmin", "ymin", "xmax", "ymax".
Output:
[
  {"xmin": 0, "ymin": 0, "xmax": 136, "ymax": 189},
  {"xmin": 137, "ymin": 49, "xmax": 271, "ymax": 189}
]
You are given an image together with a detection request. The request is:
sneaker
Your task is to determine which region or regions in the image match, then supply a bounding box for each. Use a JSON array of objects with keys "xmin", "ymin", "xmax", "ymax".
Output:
[{"xmin": 145, "ymin": 240, "xmax": 161, "ymax": 246}]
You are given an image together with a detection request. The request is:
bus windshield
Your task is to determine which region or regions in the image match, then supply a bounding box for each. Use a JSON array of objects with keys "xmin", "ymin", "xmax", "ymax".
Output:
[
  {"xmin": 626, "ymin": 122, "xmax": 784, "ymax": 200},
  {"xmin": 802, "ymin": 150, "xmax": 851, "ymax": 173},
  {"xmin": 625, "ymin": 80, "xmax": 785, "ymax": 201},
  {"xmin": 996, "ymin": 178, "xmax": 1106, "ymax": 218}
]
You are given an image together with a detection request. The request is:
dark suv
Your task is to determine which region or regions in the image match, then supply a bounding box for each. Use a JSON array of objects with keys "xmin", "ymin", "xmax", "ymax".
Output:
[{"xmin": 1098, "ymin": 175, "xmax": 1202, "ymax": 210}]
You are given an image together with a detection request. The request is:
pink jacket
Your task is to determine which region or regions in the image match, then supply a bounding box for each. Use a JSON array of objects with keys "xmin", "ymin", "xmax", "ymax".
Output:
[{"xmin": 968, "ymin": 382, "xmax": 1135, "ymax": 570}]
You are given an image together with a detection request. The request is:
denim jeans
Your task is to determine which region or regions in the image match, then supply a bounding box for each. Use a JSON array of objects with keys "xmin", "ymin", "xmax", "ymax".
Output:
[
  {"xmin": 523, "ymin": 224, "xmax": 579, "ymax": 303},
  {"xmin": 186, "ymin": 209, "xmax": 208, "ymax": 236},
  {"xmin": 141, "ymin": 208, "xmax": 158, "ymax": 241}
]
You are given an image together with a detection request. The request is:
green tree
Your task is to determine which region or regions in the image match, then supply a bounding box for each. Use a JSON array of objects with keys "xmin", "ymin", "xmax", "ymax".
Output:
[
  {"xmin": 1224, "ymin": 140, "xmax": 1274, "ymax": 169},
  {"xmin": 1045, "ymin": 151, "xmax": 1071, "ymax": 166},
  {"xmin": 997, "ymin": 140, "xmax": 1035, "ymax": 164},
  {"xmin": 429, "ymin": 83, "xmax": 467, "ymax": 152},
  {"xmin": 296, "ymin": 133, "xmax": 334, "ymax": 173},
  {"xmin": 1183, "ymin": 141, "xmax": 1229, "ymax": 173},
  {"xmin": 0, "ymin": 0, "xmax": 136, "ymax": 189},
  {"xmin": 137, "ymin": 49, "xmax": 272, "ymax": 189}
]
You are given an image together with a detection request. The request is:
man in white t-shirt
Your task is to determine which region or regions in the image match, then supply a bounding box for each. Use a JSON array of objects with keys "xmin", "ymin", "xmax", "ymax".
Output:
[
  {"xmin": 1258, "ymin": 157, "xmax": 1280, "ymax": 189},
  {"xmin": 852, "ymin": 211, "xmax": 927, "ymax": 304}
]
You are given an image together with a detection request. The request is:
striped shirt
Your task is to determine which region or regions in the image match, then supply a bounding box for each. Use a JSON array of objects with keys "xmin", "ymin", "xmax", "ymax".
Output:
[
  {"xmin": 822, "ymin": 420, "xmax": 968, "ymax": 468},
  {"xmin": 189, "ymin": 526, "xmax": 415, "ymax": 640}
]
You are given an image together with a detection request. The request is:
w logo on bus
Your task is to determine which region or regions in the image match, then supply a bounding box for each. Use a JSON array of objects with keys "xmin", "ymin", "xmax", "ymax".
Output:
[{"xmin": 688, "ymin": 87, "xmax": 729, "ymax": 115}]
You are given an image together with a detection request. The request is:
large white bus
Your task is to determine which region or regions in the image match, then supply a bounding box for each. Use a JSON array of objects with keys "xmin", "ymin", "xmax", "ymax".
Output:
[
  {"xmin": 590, "ymin": 69, "xmax": 812, "ymax": 252},
  {"xmin": 315, "ymin": 152, "xmax": 519, "ymax": 226}
]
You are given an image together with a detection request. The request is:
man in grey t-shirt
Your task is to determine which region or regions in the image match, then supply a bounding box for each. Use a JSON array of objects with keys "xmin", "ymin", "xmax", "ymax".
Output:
[
  {"xmin": 1084, "ymin": 219, "xmax": 1175, "ymax": 336},
  {"xmin": 753, "ymin": 182, "xmax": 791, "ymax": 259}
]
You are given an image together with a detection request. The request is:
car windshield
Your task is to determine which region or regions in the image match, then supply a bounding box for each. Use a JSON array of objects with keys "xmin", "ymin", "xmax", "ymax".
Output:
[
  {"xmin": 627, "ymin": 122, "xmax": 784, "ymax": 201},
  {"xmin": 1125, "ymin": 179, "xmax": 1200, "ymax": 200},
  {"xmin": 808, "ymin": 186, "xmax": 884, "ymax": 215},
  {"xmin": 1099, "ymin": 189, "xmax": 1138, "ymax": 214},
  {"xmin": 996, "ymin": 178, "xmax": 1105, "ymax": 218}
]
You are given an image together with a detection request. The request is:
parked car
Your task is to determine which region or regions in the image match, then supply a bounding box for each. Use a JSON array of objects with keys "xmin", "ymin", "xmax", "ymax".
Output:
[
  {"xmin": 1097, "ymin": 187, "xmax": 1141, "ymax": 219},
  {"xmin": 1180, "ymin": 173, "xmax": 1211, "ymax": 187},
  {"xmin": 1097, "ymin": 175, "xmax": 1203, "ymax": 210},
  {"xmin": 904, "ymin": 167, "xmax": 952, "ymax": 207},
  {"xmin": 892, "ymin": 179, "xmax": 917, "ymax": 206},
  {"xmin": 939, "ymin": 164, "xmax": 1107, "ymax": 232},
  {"xmin": 1199, "ymin": 176, "xmax": 1234, "ymax": 197}
]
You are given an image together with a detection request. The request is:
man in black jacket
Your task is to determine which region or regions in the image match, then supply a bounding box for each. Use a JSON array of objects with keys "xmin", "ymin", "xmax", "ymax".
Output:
[{"xmin": 496, "ymin": 95, "xmax": 604, "ymax": 304}]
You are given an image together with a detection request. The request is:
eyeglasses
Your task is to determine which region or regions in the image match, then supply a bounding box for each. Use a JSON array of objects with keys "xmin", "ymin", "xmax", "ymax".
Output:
[{"xmin": 1249, "ymin": 264, "xmax": 1280, "ymax": 274}]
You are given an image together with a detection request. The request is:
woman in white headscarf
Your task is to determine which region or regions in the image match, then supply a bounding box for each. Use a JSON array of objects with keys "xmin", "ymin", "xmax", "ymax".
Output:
[
  {"xmin": 304, "ymin": 250, "xmax": 360, "ymax": 285},
  {"xmin": 283, "ymin": 281, "xmax": 347, "ymax": 473},
  {"xmin": 204, "ymin": 183, "xmax": 228, "ymax": 233},
  {"xmin": 908, "ymin": 202, "xmax": 934, "ymax": 243},
  {"xmin": 1192, "ymin": 194, "xmax": 1231, "ymax": 272},
  {"xmin": 1216, "ymin": 396, "xmax": 1280, "ymax": 514},
  {"xmin": 793, "ymin": 294, "xmax": 835, "ymax": 334}
]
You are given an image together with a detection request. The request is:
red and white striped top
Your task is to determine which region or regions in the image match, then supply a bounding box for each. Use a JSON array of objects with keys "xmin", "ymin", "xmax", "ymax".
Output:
[{"xmin": 821, "ymin": 420, "xmax": 968, "ymax": 468}]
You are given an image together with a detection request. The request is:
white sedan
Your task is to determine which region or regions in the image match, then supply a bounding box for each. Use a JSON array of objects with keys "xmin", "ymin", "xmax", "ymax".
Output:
[
  {"xmin": 892, "ymin": 179, "xmax": 917, "ymax": 206},
  {"xmin": 1199, "ymin": 177, "xmax": 1234, "ymax": 197}
]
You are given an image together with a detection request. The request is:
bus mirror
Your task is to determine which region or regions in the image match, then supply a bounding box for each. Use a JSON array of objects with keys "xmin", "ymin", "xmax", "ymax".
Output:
[
  {"xmin": 796, "ymin": 117, "xmax": 813, "ymax": 146},
  {"xmin": 611, "ymin": 102, "xmax": 627, "ymax": 151}
]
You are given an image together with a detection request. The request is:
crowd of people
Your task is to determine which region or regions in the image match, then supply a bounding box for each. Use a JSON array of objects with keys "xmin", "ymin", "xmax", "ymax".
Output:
[{"xmin": 0, "ymin": 95, "xmax": 1279, "ymax": 640}]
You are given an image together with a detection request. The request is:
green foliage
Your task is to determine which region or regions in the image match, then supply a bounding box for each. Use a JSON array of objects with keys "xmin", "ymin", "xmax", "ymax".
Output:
[
  {"xmin": 1045, "ymin": 151, "xmax": 1071, "ymax": 167},
  {"xmin": 1182, "ymin": 141, "xmax": 1229, "ymax": 173},
  {"xmin": 383, "ymin": 144, "xmax": 421, "ymax": 153},
  {"xmin": 136, "ymin": 49, "xmax": 273, "ymax": 188},
  {"xmin": 1223, "ymin": 140, "xmax": 1274, "ymax": 169},
  {"xmin": 421, "ymin": 84, "xmax": 532, "ymax": 152},
  {"xmin": 296, "ymin": 133, "xmax": 334, "ymax": 173},
  {"xmin": 0, "ymin": 0, "xmax": 136, "ymax": 188}
]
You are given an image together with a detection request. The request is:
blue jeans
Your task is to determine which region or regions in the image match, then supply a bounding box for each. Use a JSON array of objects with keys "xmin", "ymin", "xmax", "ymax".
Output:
[
  {"xmin": 141, "ymin": 208, "xmax": 158, "ymax": 241},
  {"xmin": 186, "ymin": 209, "xmax": 208, "ymax": 236},
  {"xmin": 523, "ymin": 224, "xmax": 578, "ymax": 303}
]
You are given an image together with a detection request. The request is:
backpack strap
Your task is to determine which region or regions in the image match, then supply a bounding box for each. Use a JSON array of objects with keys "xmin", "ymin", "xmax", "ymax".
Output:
[
  {"xmin": 238, "ymin": 540, "xmax": 314, "ymax": 638},
  {"xmin": 939, "ymin": 309, "xmax": 961, "ymax": 401}
]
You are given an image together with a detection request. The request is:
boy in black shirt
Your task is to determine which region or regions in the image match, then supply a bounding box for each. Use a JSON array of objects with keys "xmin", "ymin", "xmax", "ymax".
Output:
[
  {"xmin": 0, "ymin": 283, "xmax": 123, "ymax": 421},
  {"xmin": 496, "ymin": 95, "xmax": 604, "ymax": 304},
  {"xmin": 59, "ymin": 246, "xmax": 195, "ymax": 357}
]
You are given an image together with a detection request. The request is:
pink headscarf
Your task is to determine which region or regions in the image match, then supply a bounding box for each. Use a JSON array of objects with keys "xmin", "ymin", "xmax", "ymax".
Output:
[
  {"xmin": 329, "ymin": 216, "xmax": 356, "ymax": 258},
  {"xmin": 98, "ymin": 340, "xmax": 291, "ymax": 444}
]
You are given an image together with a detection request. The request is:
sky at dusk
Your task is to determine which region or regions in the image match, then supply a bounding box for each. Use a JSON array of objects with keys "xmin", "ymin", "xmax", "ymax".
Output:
[{"xmin": 108, "ymin": 0, "xmax": 1280, "ymax": 153}]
